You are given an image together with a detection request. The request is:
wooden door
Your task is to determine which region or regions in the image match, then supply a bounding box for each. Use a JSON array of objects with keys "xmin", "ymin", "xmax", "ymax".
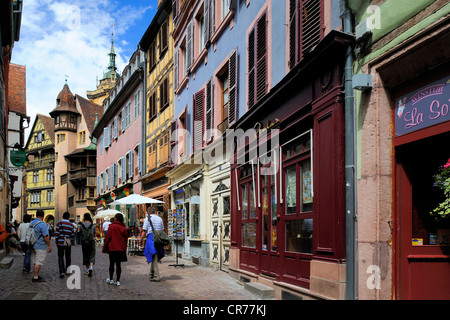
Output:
[{"xmin": 396, "ymin": 132, "xmax": 450, "ymax": 300}]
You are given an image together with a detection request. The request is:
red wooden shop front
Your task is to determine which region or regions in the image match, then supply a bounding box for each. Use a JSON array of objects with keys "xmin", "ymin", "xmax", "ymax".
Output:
[
  {"xmin": 394, "ymin": 69, "xmax": 450, "ymax": 300},
  {"xmin": 230, "ymin": 31, "xmax": 351, "ymax": 289}
]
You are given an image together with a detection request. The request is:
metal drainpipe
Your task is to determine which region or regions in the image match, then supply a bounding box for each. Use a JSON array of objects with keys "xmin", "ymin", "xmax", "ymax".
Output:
[{"xmin": 341, "ymin": 0, "xmax": 356, "ymax": 300}]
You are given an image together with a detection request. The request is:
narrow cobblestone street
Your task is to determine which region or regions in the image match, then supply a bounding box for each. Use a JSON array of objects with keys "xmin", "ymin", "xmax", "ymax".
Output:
[{"xmin": 0, "ymin": 239, "xmax": 263, "ymax": 301}]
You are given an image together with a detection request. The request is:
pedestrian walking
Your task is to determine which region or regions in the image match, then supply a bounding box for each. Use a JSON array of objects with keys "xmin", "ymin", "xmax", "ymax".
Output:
[
  {"xmin": 55, "ymin": 212, "xmax": 75, "ymax": 278},
  {"xmin": 80, "ymin": 213, "xmax": 96, "ymax": 277},
  {"xmin": 102, "ymin": 218, "xmax": 112, "ymax": 239},
  {"xmin": 140, "ymin": 207, "xmax": 165, "ymax": 282},
  {"xmin": 76, "ymin": 221, "xmax": 82, "ymax": 244},
  {"xmin": 17, "ymin": 214, "xmax": 32, "ymax": 273},
  {"xmin": 47, "ymin": 222, "xmax": 54, "ymax": 240},
  {"xmin": 69, "ymin": 219, "xmax": 77, "ymax": 245},
  {"xmin": 31, "ymin": 209, "xmax": 52, "ymax": 282},
  {"xmin": 102, "ymin": 213, "xmax": 128, "ymax": 286}
]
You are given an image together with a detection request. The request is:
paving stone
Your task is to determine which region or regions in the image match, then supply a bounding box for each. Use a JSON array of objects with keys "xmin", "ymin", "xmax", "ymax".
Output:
[{"xmin": 0, "ymin": 239, "xmax": 263, "ymax": 300}]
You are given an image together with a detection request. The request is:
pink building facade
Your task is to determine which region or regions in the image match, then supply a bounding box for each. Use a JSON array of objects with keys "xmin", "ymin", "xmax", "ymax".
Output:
[{"xmin": 92, "ymin": 50, "xmax": 145, "ymax": 224}]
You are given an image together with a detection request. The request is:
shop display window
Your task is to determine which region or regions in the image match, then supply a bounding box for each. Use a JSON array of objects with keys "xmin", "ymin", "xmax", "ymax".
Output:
[
  {"xmin": 283, "ymin": 133, "xmax": 313, "ymax": 254},
  {"xmin": 240, "ymin": 163, "xmax": 257, "ymax": 248},
  {"xmin": 285, "ymin": 218, "xmax": 313, "ymax": 253}
]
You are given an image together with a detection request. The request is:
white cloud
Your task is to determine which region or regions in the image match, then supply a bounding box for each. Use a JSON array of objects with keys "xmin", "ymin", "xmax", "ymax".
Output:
[{"xmin": 13, "ymin": 0, "xmax": 154, "ymax": 141}]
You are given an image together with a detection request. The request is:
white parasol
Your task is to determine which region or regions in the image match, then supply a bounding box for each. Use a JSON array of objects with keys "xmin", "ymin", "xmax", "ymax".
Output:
[{"xmin": 110, "ymin": 193, "xmax": 164, "ymax": 205}]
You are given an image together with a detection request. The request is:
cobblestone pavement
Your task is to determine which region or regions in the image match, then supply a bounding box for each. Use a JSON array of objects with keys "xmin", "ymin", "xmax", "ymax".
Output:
[{"xmin": 0, "ymin": 239, "xmax": 263, "ymax": 301}]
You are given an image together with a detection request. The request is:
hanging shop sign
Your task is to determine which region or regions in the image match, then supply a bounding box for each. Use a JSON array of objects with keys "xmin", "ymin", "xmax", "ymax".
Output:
[
  {"xmin": 10, "ymin": 150, "xmax": 27, "ymax": 167},
  {"xmin": 395, "ymin": 75, "xmax": 450, "ymax": 136}
]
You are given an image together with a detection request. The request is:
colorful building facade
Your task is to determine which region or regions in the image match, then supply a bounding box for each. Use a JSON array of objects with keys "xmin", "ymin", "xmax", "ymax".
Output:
[
  {"xmin": 139, "ymin": 0, "xmax": 175, "ymax": 230},
  {"xmin": 92, "ymin": 48, "xmax": 145, "ymax": 225},
  {"xmin": 49, "ymin": 82, "xmax": 103, "ymax": 222},
  {"xmin": 24, "ymin": 114, "xmax": 55, "ymax": 222},
  {"xmin": 350, "ymin": 0, "xmax": 450, "ymax": 300}
]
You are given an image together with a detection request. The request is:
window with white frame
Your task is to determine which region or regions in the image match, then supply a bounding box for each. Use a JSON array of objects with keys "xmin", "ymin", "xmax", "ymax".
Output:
[
  {"xmin": 33, "ymin": 171, "xmax": 39, "ymax": 183},
  {"xmin": 47, "ymin": 168, "xmax": 53, "ymax": 182},
  {"xmin": 47, "ymin": 190, "xmax": 53, "ymax": 202}
]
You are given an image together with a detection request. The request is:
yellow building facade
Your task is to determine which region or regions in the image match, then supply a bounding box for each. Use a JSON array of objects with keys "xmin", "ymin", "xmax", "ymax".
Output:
[
  {"xmin": 139, "ymin": 0, "xmax": 174, "ymax": 219},
  {"xmin": 25, "ymin": 114, "xmax": 56, "ymax": 222}
]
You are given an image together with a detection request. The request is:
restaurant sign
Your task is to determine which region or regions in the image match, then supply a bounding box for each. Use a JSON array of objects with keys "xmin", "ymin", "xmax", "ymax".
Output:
[{"xmin": 395, "ymin": 75, "xmax": 450, "ymax": 136}]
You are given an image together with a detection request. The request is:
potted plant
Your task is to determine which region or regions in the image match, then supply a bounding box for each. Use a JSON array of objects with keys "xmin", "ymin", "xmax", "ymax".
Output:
[{"xmin": 431, "ymin": 158, "xmax": 450, "ymax": 220}]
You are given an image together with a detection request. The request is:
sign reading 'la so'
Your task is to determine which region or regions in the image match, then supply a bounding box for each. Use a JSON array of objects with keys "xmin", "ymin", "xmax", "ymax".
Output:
[{"xmin": 395, "ymin": 75, "xmax": 450, "ymax": 136}]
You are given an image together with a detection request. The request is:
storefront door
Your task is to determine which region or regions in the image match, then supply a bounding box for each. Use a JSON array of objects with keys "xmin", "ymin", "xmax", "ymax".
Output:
[
  {"xmin": 396, "ymin": 132, "xmax": 450, "ymax": 300},
  {"xmin": 260, "ymin": 166, "xmax": 279, "ymax": 278},
  {"xmin": 211, "ymin": 190, "xmax": 231, "ymax": 272}
]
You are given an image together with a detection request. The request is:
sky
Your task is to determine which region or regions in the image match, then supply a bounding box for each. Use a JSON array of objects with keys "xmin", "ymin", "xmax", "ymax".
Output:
[{"xmin": 12, "ymin": 0, "xmax": 157, "ymax": 141}]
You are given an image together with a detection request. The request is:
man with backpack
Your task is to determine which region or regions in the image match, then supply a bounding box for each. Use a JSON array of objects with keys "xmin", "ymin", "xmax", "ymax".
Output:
[
  {"xmin": 80, "ymin": 213, "xmax": 96, "ymax": 277},
  {"xmin": 29, "ymin": 209, "xmax": 52, "ymax": 282}
]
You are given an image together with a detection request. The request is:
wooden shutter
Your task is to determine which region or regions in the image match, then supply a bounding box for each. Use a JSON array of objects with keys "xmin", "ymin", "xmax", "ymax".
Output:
[
  {"xmin": 301, "ymin": 0, "xmax": 321, "ymax": 57},
  {"xmin": 138, "ymin": 143, "xmax": 142, "ymax": 175},
  {"xmin": 121, "ymin": 157, "xmax": 125, "ymax": 182},
  {"xmin": 172, "ymin": 0, "xmax": 178, "ymax": 21},
  {"xmin": 210, "ymin": 0, "xmax": 215, "ymax": 36},
  {"xmin": 205, "ymin": 78, "xmax": 214, "ymax": 142},
  {"xmin": 121, "ymin": 108, "xmax": 125, "ymax": 132},
  {"xmin": 160, "ymin": 133, "xmax": 169, "ymax": 164},
  {"xmin": 128, "ymin": 150, "xmax": 133, "ymax": 178},
  {"xmin": 204, "ymin": 0, "xmax": 210, "ymax": 46},
  {"xmin": 228, "ymin": 49, "xmax": 238, "ymax": 125},
  {"xmin": 113, "ymin": 116, "xmax": 118, "ymax": 139},
  {"xmin": 186, "ymin": 19, "xmax": 194, "ymax": 71},
  {"xmin": 174, "ymin": 48, "xmax": 179, "ymax": 91},
  {"xmin": 170, "ymin": 120, "xmax": 177, "ymax": 166},
  {"xmin": 108, "ymin": 123, "xmax": 112, "ymax": 147},
  {"xmin": 248, "ymin": 12, "xmax": 267, "ymax": 108},
  {"xmin": 193, "ymin": 89, "xmax": 205, "ymax": 152},
  {"xmin": 256, "ymin": 12, "xmax": 267, "ymax": 103},
  {"xmin": 289, "ymin": 0, "xmax": 299, "ymax": 69},
  {"xmin": 103, "ymin": 128, "xmax": 108, "ymax": 149},
  {"xmin": 149, "ymin": 143, "xmax": 156, "ymax": 170},
  {"xmin": 113, "ymin": 162, "xmax": 118, "ymax": 186},
  {"xmin": 248, "ymin": 28, "xmax": 256, "ymax": 109}
]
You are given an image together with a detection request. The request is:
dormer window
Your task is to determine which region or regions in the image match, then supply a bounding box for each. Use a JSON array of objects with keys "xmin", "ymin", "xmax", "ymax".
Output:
[{"xmin": 57, "ymin": 99, "xmax": 61, "ymax": 106}]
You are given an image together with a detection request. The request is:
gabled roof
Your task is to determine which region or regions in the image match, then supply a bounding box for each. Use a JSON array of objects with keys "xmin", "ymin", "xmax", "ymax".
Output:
[
  {"xmin": 39, "ymin": 114, "xmax": 55, "ymax": 144},
  {"xmin": 75, "ymin": 94, "xmax": 104, "ymax": 133},
  {"xmin": 24, "ymin": 113, "xmax": 55, "ymax": 150},
  {"xmin": 8, "ymin": 63, "xmax": 26, "ymax": 115}
]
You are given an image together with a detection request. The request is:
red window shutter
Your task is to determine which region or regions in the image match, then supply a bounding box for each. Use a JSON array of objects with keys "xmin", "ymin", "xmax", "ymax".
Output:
[
  {"xmin": 248, "ymin": 29, "xmax": 255, "ymax": 109},
  {"xmin": 228, "ymin": 48, "xmax": 238, "ymax": 125},
  {"xmin": 248, "ymin": 12, "xmax": 267, "ymax": 108},
  {"xmin": 256, "ymin": 12, "xmax": 267, "ymax": 103},
  {"xmin": 193, "ymin": 89, "xmax": 205, "ymax": 152},
  {"xmin": 301, "ymin": 0, "xmax": 322, "ymax": 58},
  {"xmin": 205, "ymin": 78, "xmax": 214, "ymax": 142},
  {"xmin": 186, "ymin": 19, "xmax": 194, "ymax": 71},
  {"xmin": 289, "ymin": 0, "xmax": 299, "ymax": 69}
]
